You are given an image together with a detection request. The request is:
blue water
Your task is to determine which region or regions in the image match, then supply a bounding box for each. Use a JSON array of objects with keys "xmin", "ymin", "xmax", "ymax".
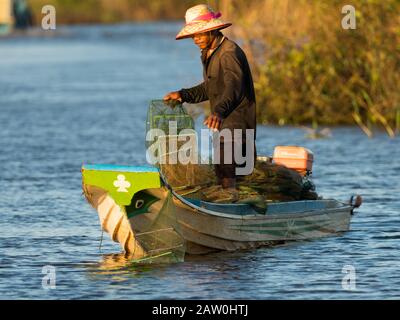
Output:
[{"xmin": 0, "ymin": 23, "xmax": 399, "ymax": 300}]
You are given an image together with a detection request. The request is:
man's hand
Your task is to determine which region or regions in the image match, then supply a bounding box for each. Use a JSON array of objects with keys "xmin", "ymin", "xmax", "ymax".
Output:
[
  {"xmin": 204, "ymin": 114, "xmax": 223, "ymax": 131},
  {"xmin": 163, "ymin": 91, "xmax": 182, "ymax": 102}
]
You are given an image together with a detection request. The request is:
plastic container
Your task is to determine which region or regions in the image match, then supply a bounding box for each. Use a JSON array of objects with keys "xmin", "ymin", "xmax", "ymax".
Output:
[{"xmin": 272, "ymin": 146, "xmax": 314, "ymax": 175}]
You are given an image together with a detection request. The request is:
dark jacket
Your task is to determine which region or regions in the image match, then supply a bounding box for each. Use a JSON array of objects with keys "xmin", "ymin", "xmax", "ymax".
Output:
[{"xmin": 180, "ymin": 37, "xmax": 256, "ymax": 139}]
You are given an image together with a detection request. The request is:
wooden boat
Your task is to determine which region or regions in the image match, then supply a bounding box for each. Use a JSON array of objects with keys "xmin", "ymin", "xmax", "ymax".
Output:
[{"xmin": 82, "ymin": 164, "xmax": 362, "ymax": 259}]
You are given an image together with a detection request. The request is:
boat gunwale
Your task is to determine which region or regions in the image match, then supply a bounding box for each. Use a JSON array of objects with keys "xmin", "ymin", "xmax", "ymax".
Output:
[
  {"xmin": 83, "ymin": 182, "xmax": 354, "ymax": 221},
  {"xmin": 170, "ymin": 188, "xmax": 353, "ymax": 220}
]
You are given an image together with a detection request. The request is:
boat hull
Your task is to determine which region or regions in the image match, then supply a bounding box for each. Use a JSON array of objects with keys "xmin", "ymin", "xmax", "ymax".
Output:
[{"xmin": 83, "ymin": 184, "xmax": 353, "ymax": 257}]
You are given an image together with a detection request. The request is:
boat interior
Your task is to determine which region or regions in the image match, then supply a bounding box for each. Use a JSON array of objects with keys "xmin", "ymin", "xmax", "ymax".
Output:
[{"xmin": 181, "ymin": 196, "xmax": 346, "ymax": 216}]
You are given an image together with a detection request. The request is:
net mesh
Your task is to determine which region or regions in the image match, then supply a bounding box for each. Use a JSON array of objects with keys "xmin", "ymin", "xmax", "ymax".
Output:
[
  {"xmin": 146, "ymin": 99, "xmax": 216, "ymax": 191},
  {"xmin": 129, "ymin": 99, "xmax": 203, "ymax": 264},
  {"xmin": 129, "ymin": 191, "xmax": 186, "ymax": 265},
  {"xmin": 146, "ymin": 100, "xmax": 195, "ymax": 147},
  {"xmin": 145, "ymin": 100, "xmax": 318, "ymax": 204}
]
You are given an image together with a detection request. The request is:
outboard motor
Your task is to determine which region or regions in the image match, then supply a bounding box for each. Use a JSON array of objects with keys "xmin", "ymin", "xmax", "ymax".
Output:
[{"xmin": 272, "ymin": 146, "xmax": 314, "ymax": 177}]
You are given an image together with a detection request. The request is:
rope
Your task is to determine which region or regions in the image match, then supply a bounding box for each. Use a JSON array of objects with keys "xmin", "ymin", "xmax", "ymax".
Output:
[{"xmin": 99, "ymin": 229, "xmax": 104, "ymax": 252}]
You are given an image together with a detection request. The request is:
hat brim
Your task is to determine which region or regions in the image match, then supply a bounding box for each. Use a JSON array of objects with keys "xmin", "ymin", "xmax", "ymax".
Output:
[{"xmin": 176, "ymin": 22, "xmax": 232, "ymax": 40}]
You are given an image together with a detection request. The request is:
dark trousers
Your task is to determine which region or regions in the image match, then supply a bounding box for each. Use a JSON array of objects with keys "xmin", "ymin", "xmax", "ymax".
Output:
[{"xmin": 214, "ymin": 140, "xmax": 256, "ymax": 180}]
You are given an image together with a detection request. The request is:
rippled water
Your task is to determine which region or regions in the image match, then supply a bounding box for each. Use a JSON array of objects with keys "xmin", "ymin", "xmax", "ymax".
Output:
[{"xmin": 0, "ymin": 24, "xmax": 399, "ymax": 299}]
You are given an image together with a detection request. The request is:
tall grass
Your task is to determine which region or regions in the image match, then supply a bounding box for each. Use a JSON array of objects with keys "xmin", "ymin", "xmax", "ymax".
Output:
[{"xmin": 230, "ymin": 0, "xmax": 400, "ymax": 136}]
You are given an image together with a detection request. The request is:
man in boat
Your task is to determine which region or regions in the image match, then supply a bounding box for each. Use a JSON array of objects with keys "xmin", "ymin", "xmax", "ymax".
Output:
[
  {"xmin": 13, "ymin": 0, "xmax": 33, "ymax": 30},
  {"xmin": 164, "ymin": 4, "xmax": 256, "ymax": 198}
]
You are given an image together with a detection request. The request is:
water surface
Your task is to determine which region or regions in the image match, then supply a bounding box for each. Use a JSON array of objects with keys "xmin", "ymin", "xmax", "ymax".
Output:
[{"xmin": 0, "ymin": 24, "xmax": 399, "ymax": 299}]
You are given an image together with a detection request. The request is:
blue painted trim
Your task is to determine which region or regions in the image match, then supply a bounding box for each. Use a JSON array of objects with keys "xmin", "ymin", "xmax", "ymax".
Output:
[
  {"xmin": 184, "ymin": 198, "xmax": 260, "ymax": 215},
  {"xmin": 82, "ymin": 164, "xmax": 159, "ymax": 173}
]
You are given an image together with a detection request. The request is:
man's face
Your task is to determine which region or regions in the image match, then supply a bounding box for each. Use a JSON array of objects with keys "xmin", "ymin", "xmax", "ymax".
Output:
[{"xmin": 192, "ymin": 32, "xmax": 213, "ymax": 50}]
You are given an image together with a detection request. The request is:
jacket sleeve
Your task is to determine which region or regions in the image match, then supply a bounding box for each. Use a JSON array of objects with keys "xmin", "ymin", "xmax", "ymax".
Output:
[
  {"xmin": 213, "ymin": 52, "xmax": 245, "ymax": 119},
  {"xmin": 179, "ymin": 82, "xmax": 209, "ymax": 104}
]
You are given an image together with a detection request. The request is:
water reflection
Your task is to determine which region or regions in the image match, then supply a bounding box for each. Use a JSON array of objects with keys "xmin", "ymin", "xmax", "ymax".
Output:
[{"xmin": 87, "ymin": 252, "xmax": 177, "ymax": 281}]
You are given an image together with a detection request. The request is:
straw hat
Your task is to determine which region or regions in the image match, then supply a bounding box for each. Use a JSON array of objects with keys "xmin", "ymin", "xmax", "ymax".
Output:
[{"xmin": 176, "ymin": 4, "xmax": 232, "ymax": 40}]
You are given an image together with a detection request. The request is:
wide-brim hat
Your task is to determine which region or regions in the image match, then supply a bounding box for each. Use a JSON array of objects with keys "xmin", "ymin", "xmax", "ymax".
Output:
[{"xmin": 176, "ymin": 4, "xmax": 232, "ymax": 40}]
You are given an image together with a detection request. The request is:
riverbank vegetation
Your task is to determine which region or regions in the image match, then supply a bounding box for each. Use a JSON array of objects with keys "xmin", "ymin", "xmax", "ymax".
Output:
[
  {"xmin": 27, "ymin": 0, "xmax": 400, "ymax": 136},
  {"xmin": 229, "ymin": 0, "xmax": 400, "ymax": 136}
]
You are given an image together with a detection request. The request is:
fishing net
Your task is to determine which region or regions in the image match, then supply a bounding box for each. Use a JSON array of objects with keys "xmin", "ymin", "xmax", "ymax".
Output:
[
  {"xmin": 146, "ymin": 99, "xmax": 216, "ymax": 192},
  {"xmin": 129, "ymin": 191, "xmax": 186, "ymax": 264},
  {"xmin": 145, "ymin": 99, "xmax": 318, "ymax": 206},
  {"xmin": 200, "ymin": 157, "xmax": 319, "ymax": 209},
  {"xmin": 125, "ymin": 100, "xmax": 208, "ymax": 264},
  {"xmin": 146, "ymin": 99, "xmax": 195, "ymax": 149}
]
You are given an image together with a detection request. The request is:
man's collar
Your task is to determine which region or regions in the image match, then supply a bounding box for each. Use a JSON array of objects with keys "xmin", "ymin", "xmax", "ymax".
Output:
[{"xmin": 201, "ymin": 35, "xmax": 226, "ymax": 62}]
